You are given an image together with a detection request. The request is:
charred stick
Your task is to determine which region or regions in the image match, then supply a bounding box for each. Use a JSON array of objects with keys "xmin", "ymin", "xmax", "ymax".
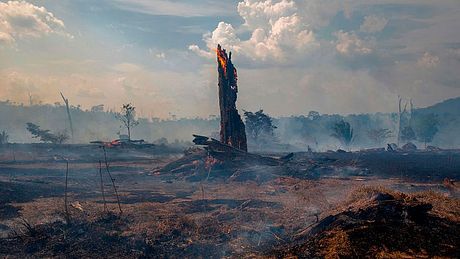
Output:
[
  {"xmin": 99, "ymin": 160, "xmax": 107, "ymax": 212},
  {"xmin": 64, "ymin": 159, "xmax": 70, "ymax": 223},
  {"xmin": 103, "ymin": 146, "xmax": 123, "ymax": 215}
]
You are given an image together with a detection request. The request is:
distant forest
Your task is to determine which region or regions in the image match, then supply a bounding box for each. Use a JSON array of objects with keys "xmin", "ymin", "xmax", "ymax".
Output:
[{"xmin": 1, "ymin": 97, "xmax": 459, "ymax": 151}]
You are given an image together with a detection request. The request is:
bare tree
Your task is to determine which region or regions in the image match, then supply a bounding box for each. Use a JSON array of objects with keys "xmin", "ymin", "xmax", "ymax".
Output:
[
  {"xmin": 397, "ymin": 96, "xmax": 413, "ymax": 145},
  {"xmin": 60, "ymin": 92, "xmax": 74, "ymax": 143},
  {"xmin": 115, "ymin": 103, "xmax": 139, "ymax": 141},
  {"xmin": 0, "ymin": 130, "xmax": 9, "ymax": 145}
]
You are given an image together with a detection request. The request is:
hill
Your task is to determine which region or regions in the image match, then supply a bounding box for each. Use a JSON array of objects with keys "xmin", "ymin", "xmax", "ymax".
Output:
[{"xmin": 418, "ymin": 97, "xmax": 460, "ymax": 115}]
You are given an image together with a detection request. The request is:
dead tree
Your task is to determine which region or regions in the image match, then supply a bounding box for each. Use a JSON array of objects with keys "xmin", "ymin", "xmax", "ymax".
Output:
[
  {"xmin": 116, "ymin": 103, "xmax": 139, "ymax": 141},
  {"xmin": 60, "ymin": 92, "xmax": 74, "ymax": 143},
  {"xmin": 397, "ymin": 96, "xmax": 413, "ymax": 145},
  {"xmin": 216, "ymin": 44, "xmax": 247, "ymax": 151}
]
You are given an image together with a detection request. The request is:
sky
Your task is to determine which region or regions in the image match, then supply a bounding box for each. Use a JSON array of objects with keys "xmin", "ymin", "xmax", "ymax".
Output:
[{"xmin": 0, "ymin": 0, "xmax": 460, "ymax": 118}]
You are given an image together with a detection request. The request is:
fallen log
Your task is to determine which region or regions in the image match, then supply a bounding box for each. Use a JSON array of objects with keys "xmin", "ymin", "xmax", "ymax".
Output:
[{"xmin": 193, "ymin": 134, "xmax": 283, "ymax": 166}]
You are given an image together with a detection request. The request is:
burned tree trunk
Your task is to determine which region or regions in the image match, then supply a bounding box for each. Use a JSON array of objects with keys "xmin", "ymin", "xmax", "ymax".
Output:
[
  {"xmin": 216, "ymin": 44, "xmax": 247, "ymax": 152},
  {"xmin": 60, "ymin": 92, "xmax": 74, "ymax": 143}
]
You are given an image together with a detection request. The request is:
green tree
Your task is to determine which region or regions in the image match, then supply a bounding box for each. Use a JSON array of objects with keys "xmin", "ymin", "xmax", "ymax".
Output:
[
  {"xmin": 307, "ymin": 111, "xmax": 320, "ymax": 120},
  {"xmin": 413, "ymin": 113, "xmax": 439, "ymax": 148},
  {"xmin": 26, "ymin": 123, "xmax": 69, "ymax": 144},
  {"xmin": 331, "ymin": 120, "xmax": 354, "ymax": 148},
  {"xmin": 243, "ymin": 109, "xmax": 277, "ymax": 143}
]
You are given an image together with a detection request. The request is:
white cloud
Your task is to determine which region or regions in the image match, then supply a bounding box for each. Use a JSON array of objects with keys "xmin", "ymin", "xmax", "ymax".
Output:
[
  {"xmin": 334, "ymin": 30, "xmax": 373, "ymax": 56},
  {"xmin": 155, "ymin": 52, "xmax": 166, "ymax": 59},
  {"xmin": 360, "ymin": 15, "xmax": 388, "ymax": 33},
  {"xmin": 417, "ymin": 52, "xmax": 440, "ymax": 68},
  {"xmin": 237, "ymin": 0, "xmax": 297, "ymax": 30},
  {"xmin": 188, "ymin": 44, "xmax": 213, "ymax": 58},
  {"xmin": 0, "ymin": 1, "xmax": 70, "ymax": 46},
  {"xmin": 112, "ymin": 0, "xmax": 234, "ymax": 17},
  {"xmin": 189, "ymin": 0, "xmax": 317, "ymax": 63},
  {"xmin": 0, "ymin": 31, "xmax": 15, "ymax": 45}
]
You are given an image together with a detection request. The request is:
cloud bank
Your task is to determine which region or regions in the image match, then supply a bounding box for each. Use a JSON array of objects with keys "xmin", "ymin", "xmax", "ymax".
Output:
[
  {"xmin": 190, "ymin": 0, "xmax": 317, "ymax": 63},
  {"xmin": 1, "ymin": 0, "xmax": 459, "ymax": 119},
  {"xmin": 0, "ymin": 1, "xmax": 70, "ymax": 46}
]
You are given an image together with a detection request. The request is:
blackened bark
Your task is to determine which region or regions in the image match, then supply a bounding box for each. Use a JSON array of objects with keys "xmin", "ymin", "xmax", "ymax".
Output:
[{"xmin": 216, "ymin": 44, "xmax": 247, "ymax": 152}]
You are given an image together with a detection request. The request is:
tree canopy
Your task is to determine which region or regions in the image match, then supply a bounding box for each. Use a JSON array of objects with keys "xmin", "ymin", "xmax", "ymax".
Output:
[
  {"xmin": 331, "ymin": 120, "xmax": 354, "ymax": 147},
  {"xmin": 413, "ymin": 113, "xmax": 439, "ymax": 147},
  {"xmin": 243, "ymin": 109, "xmax": 277, "ymax": 143},
  {"xmin": 26, "ymin": 123, "xmax": 69, "ymax": 144}
]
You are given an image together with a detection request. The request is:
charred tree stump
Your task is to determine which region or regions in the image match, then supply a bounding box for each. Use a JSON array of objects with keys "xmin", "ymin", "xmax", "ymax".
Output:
[{"xmin": 216, "ymin": 44, "xmax": 247, "ymax": 152}]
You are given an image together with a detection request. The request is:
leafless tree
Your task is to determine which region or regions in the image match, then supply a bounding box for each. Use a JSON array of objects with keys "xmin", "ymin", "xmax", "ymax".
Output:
[
  {"xmin": 0, "ymin": 130, "xmax": 9, "ymax": 145},
  {"xmin": 115, "ymin": 103, "xmax": 139, "ymax": 140},
  {"xmin": 60, "ymin": 92, "xmax": 74, "ymax": 143},
  {"xmin": 397, "ymin": 96, "xmax": 413, "ymax": 145}
]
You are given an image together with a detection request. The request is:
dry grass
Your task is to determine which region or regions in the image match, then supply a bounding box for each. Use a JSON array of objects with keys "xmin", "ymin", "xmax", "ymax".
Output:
[{"xmin": 272, "ymin": 186, "xmax": 460, "ymax": 258}]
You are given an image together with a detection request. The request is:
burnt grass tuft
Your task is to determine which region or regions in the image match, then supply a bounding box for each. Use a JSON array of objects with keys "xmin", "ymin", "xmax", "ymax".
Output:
[
  {"xmin": 0, "ymin": 212, "xmax": 236, "ymax": 258},
  {"xmin": 272, "ymin": 187, "xmax": 460, "ymax": 258}
]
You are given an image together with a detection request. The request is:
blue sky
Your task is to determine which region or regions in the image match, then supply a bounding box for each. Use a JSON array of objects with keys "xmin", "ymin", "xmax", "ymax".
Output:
[{"xmin": 1, "ymin": 0, "xmax": 459, "ymax": 118}]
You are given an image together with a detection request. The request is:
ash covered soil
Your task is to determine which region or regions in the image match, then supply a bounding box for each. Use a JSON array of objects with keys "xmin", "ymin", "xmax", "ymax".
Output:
[{"xmin": 0, "ymin": 144, "xmax": 459, "ymax": 258}]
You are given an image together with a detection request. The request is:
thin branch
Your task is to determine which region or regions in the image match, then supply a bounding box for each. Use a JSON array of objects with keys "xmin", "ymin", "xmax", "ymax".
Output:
[
  {"xmin": 64, "ymin": 159, "xmax": 70, "ymax": 224},
  {"xmin": 102, "ymin": 146, "xmax": 123, "ymax": 215},
  {"xmin": 99, "ymin": 160, "xmax": 107, "ymax": 212}
]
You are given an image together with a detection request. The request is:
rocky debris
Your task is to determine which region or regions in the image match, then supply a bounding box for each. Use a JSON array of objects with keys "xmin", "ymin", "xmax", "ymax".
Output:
[{"xmin": 272, "ymin": 189, "xmax": 460, "ymax": 258}]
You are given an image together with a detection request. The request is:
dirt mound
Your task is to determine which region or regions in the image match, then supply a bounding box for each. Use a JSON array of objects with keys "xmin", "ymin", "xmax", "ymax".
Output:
[{"xmin": 272, "ymin": 188, "xmax": 460, "ymax": 258}]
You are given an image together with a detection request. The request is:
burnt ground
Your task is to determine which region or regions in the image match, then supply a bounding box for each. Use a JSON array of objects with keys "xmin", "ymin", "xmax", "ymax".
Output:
[{"xmin": 0, "ymin": 144, "xmax": 459, "ymax": 258}]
